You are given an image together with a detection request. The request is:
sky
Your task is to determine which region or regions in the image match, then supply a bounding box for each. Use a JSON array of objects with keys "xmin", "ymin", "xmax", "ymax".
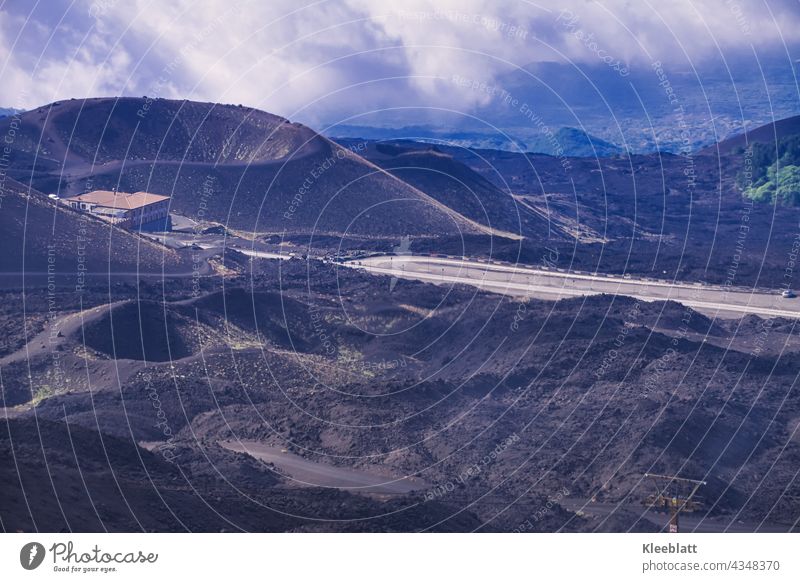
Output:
[{"xmin": 1, "ymin": 0, "xmax": 799, "ymax": 127}]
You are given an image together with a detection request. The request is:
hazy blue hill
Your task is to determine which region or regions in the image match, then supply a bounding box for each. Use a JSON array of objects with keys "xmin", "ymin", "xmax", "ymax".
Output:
[
  {"xmin": 328, "ymin": 125, "xmax": 622, "ymax": 157},
  {"xmin": 542, "ymin": 127, "xmax": 621, "ymax": 157},
  {"xmin": 492, "ymin": 58, "xmax": 800, "ymax": 153}
]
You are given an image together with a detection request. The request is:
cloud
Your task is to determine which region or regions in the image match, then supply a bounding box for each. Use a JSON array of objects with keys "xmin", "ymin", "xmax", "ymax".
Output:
[{"xmin": 1, "ymin": 0, "xmax": 798, "ymax": 125}]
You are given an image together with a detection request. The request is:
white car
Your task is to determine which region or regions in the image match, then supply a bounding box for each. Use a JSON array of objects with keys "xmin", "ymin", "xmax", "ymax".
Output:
[{"xmin": 782, "ymin": 289, "xmax": 796, "ymax": 298}]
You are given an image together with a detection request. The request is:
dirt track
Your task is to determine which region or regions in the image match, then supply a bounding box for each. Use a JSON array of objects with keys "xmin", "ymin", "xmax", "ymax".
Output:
[
  {"xmin": 0, "ymin": 300, "xmax": 131, "ymax": 367},
  {"xmin": 221, "ymin": 440, "xmax": 428, "ymax": 494}
]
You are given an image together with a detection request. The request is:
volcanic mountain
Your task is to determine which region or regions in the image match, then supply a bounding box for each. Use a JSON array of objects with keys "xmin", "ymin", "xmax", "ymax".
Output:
[
  {"xmin": 0, "ymin": 97, "xmax": 513, "ymax": 239},
  {"xmin": 335, "ymin": 139, "xmax": 561, "ymax": 240}
]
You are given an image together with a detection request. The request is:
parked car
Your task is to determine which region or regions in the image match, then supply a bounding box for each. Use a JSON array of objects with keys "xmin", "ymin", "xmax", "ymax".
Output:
[{"xmin": 782, "ymin": 289, "xmax": 796, "ymax": 298}]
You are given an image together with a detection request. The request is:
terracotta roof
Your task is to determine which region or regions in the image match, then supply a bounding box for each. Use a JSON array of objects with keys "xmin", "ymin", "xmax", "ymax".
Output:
[{"xmin": 66, "ymin": 190, "xmax": 169, "ymax": 210}]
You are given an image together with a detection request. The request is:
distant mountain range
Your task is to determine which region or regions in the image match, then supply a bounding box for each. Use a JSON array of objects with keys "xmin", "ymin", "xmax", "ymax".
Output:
[
  {"xmin": 327, "ymin": 58, "xmax": 800, "ymax": 156},
  {"xmin": 6, "ymin": 58, "xmax": 798, "ymax": 159},
  {"xmin": 328, "ymin": 125, "xmax": 623, "ymax": 157}
]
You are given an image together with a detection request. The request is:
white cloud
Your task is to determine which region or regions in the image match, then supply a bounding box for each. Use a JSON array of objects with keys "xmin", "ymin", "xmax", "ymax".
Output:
[{"xmin": 0, "ymin": 0, "xmax": 798, "ymax": 123}]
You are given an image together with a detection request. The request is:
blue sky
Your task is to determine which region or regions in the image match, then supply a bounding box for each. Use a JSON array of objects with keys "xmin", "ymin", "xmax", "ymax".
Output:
[{"xmin": 1, "ymin": 0, "xmax": 799, "ymax": 127}]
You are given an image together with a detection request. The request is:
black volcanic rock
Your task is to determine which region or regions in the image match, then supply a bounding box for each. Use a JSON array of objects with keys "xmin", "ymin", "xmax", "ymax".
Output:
[
  {"xmin": 348, "ymin": 140, "xmax": 553, "ymax": 240},
  {"xmin": 0, "ymin": 177, "xmax": 189, "ymax": 274}
]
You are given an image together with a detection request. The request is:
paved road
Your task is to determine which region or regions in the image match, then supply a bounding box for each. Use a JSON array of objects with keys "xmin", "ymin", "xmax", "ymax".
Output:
[
  {"xmin": 234, "ymin": 248, "xmax": 292, "ymax": 260},
  {"xmin": 347, "ymin": 256, "xmax": 800, "ymax": 319},
  {"xmin": 221, "ymin": 440, "xmax": 428, "ymax": 495}
]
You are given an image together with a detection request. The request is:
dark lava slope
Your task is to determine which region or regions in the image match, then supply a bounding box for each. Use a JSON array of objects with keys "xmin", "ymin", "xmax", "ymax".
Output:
[
  {"xmin": 1, "ymin": 418, "xmax": 480, "ymax": 532},
  {"xmin": 0, "ymin": 98, "xmax": 496, "ymax": 238},
  {"xmin": 0, "ymin": 177, "xmax": 190, "ymax": 274},
  {"xmin": 3, "ymin": 260, "xmax": 798, "ymax": 532},
  {"xmin": 339, "ymin": 139, "xmax": 557, "ymax": 240},
  {"xmin": 706, "ymin": 114, "xmax": 800, "ymax": 156}
]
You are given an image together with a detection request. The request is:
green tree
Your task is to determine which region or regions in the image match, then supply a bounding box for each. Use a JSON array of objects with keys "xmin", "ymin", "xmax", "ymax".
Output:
[
  {"xmin": 775, "ymin": 164, "xmax": 800, "ymax": 205},
  {"xmin": 744, "ymin": 164, "xmax": 800, "ymax": 205},
  {"xmin": 738, "ymin": 134, "xmax": 800, "ymax": 205}
]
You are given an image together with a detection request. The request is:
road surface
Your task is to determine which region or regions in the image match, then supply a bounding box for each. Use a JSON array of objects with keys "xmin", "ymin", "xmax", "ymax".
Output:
[{"xmin": 347, "ymin": 255, "xmax": 800, "ymax": 319}]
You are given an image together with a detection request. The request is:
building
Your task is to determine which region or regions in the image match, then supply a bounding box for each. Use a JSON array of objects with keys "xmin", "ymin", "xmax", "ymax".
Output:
[{"xmin": 62, "ymin": 190, "xmax": 171, "ymax": 231}]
